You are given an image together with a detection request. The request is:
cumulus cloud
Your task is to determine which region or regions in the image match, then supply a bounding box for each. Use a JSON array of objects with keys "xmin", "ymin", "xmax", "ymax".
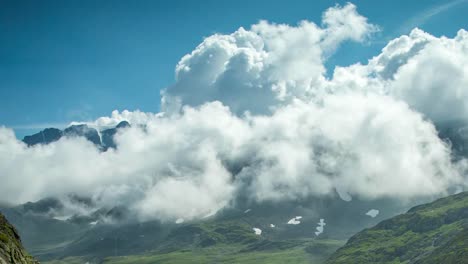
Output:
[
  {"xmin": 330, "ymin": 28, "xmax": 468, "ymax": 123},
  {"xmin": 0, "ymin": 95, "xmax": 463, "ymax": 221},
  {"xmin": 162, "ymin": 3, "xmax": 377, "ymax": 114},
  {"xmin": 1, "ymin": 3, "xmax": 467, "ymax": 222}
]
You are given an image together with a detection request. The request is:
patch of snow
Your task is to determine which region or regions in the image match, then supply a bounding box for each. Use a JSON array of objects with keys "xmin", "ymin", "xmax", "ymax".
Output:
[
  {"xmin": 244, "ymin": 209, "xmax": 251, "ymax": 213},
  {"xmin": 315, "ymin": 219, "xmax": 326, "ymax": 236},
  {"xmin": 365, "ymin": 209, "xmax": 379, "ymax": 218},
  {"xmin": 336, "ymin": 187, "xmax": 352, "ymax": 202},
  {"xmin": 53, "ymin": 215, "xmax": 72, "ymax": 221},
  {"xmin": 203, "ymin": 211, "xmax": 216, "ymax": 218},
  {"xmin": 175, "ymin": 218, "xmax": 184, "ymax": 224},
  {"xmin": 253, "ymin": 228, "xmax": 262, "ymax": 235},
  {"xmin": 270, "ymin": 224, "xmax": 275, "ymax": 228},
  {"xmin": 89, "ymin": 221, "xmax": 98, "ymax": 225},
  {"xmin": 287, "ymin": 216, "xmax": 302, "ymax": 225}
]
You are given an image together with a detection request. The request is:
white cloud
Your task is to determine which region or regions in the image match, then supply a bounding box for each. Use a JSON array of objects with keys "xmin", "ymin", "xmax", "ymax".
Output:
[
  {"xmin": 331, "ymin": 28, "xmax": 468, "ymax": 123},
  {"xmin": 321, "ymin": 3, "xmax": 379, "ymax": 53},
  {"xmin": 0, "ymin": 3, "xmax": 467, "ymax": 223},
  {"xmin": 236, "ymin": 94, "xmax": 460, "ymax": 202},
  {"xmin": 162, "ymin": 3, "xmax": 376, "ymax": 115}
]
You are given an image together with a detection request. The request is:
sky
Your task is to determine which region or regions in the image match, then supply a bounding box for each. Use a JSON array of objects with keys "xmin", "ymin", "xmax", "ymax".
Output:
[{"xmin": 1, "ymin": 0, "xmax": 468, "ymax": 138}]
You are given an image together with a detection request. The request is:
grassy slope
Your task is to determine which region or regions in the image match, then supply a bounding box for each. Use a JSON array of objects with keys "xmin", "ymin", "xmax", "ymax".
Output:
[
  {"xmin": 0, "ymin": 213, "xmax": 38, "ymax": 264},
  {"xmin": 43, "ymin": 220, "xmax": 344, "ymax": 264},
  {"xmin": 327, "ymin": 192, "xmax": 468, "ymax": 264},
  {"xmin": 45, "ymin": 240, "xmax": 344, "ymax": 264}
]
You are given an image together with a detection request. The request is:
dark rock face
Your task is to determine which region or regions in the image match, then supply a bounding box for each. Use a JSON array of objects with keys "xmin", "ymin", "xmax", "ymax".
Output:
[
  {"xmin": 0, "ymin": 213, "xmax": 38, "ymax": 264},
  {"xmin": 23, "ymin": 128, "xmax": 62, "ymax": 146},
  {"xmin": 20, "ymin": 198, "xmax": 63, "ymax": 215},
  {"xmin": 116, "ymin": 121, "xmax": 130, "ymax": 129},
  {"xmin": 437, "ymin": 119, "xmax": 468, "ymax": 158},
  {"xmin": 63, "ymin": 124, "xmax": 101, "ymax": 146},
  {"xmin": 100, "ymin": 121, "xmax": 129, "ymax": 149},
  {"xmin": 22, "ymin": 121, "xmax": 130, "ymax": 150}
]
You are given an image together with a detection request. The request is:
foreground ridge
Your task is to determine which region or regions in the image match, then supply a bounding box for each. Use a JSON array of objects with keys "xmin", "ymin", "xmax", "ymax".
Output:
[
  {"xmin": 0, "ymin": 213, "xmax": 38, "ymax": 264},
  {"xmin": 327, "ymin": 192, "xmax": 468, "ymax": 264}
]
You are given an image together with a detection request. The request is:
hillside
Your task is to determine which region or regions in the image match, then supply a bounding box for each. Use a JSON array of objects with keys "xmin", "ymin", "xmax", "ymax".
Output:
[
  {"xmin": 2, "ymin": 194, "xmax": 403, "ymax": 263},
  {"xmin": 0, "ymin": 213, "xmax": 38, "ymax": 264},
  {"xmin": 42, "ymin": 220, "xmax": 344, "ymax": 264},
  {"xmin": 327, "ymin": 192, "xmax": 468, "ymax": 264}
]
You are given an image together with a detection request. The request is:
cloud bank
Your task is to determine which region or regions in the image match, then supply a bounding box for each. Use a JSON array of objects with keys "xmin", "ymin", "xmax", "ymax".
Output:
[{"xmin": 1, "ymin": 3, "xmax": 467, "ymax": 222}]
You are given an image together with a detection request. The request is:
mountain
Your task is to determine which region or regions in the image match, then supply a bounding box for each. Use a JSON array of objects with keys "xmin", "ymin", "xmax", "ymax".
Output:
[
  {"xmin": 0, "ymin": 193, "xmax": 418, "ymax": 263},
  {"xmin": 23, "ymin": 128, "xmax": 62, "ymax": 146},
  {"xmin": 326, "ymin": 191, "xmax": 468, "ymax": 264},
  {"xmin": 100, "ymin": 121, "xmax": 130, "ymax": 149},
  {"xmin": 2, "ymin": 191, "xmax": 466, "ymax": 263},
  {"xmin": 22, "ymin": 121, "xmax": 130, "ymax": 150},
  {"xmin": 0, "ymin": 213, "xmax": 38, "ymax": 264},
  {"xmin": 437, "ymin": 119, "xmax": 468, "ymax": 158},
  {"xmin": 63, "ymin": 125, "xmax": 101, "ymax": 146},
  {"xmin": 39, "ymin": 219, "xmax": 345, "ymax": 264}
]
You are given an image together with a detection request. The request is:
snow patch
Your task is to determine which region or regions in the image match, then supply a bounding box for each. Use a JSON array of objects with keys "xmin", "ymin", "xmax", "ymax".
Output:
[
  {"xmin": 203, "ymin": 211, "xmax": 216, "ymax": 219},
  {"xmin": 336, "ymin": 187, "xmax": 352, "ymax": 202},
  {"xmin": 253, "ymin": 228, "xmax": 262, "ymax": 235},
  {"xmin": 53, "ymin": 215, "xmax": 71, "ymax": 221},
  {"xmin": 315, "ymin": 219, "xmax": 326, "ymax": 236},
  {"xmin": 365, "ymin": 209, "xmax": 379, "ymax": 218},
  {"xmin": 287, "ymin": 216, "xmax": 302, "ymax": 225}
]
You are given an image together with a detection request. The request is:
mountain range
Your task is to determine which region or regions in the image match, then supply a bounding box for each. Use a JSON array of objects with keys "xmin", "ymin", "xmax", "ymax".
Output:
[
  {"xmin": 22, "ymin": 121, "xmax": 130, "ymax": 150},
  {"xmin": 1, "ymin": 121, "xmax": 466, "ymax": 263}
]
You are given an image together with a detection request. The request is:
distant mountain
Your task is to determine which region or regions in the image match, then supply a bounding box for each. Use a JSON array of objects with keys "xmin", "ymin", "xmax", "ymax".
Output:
[
  {"xmin": 0, "ymin": 193, "xmax": 416, "ymax": 263},
  {"xmin": 63, "ymin": 124, "xmax": 101, "ymax": 146},
  {"xmin": 327, "ymin": 192, "xmax": 468, "ymax": 264},
  {"xmin": 22, "ymin": 121, "xmax": 130, "ymax": 150},
  {"xmin": 23, "ymin": 128, "xmax": 62, "ymax": 146},
  {"xmin": 100, "ymin": 121, "xmax": 130, "ymax": 149},
  {"xmin": 0, "ymin": 213, "xmax": 38, "ymax": 264}
]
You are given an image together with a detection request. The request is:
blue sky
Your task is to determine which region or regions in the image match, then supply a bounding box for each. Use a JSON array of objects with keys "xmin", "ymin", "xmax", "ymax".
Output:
[{"xmin": 1, "ymin": 0, "xmax": 468, "ymax": 138}]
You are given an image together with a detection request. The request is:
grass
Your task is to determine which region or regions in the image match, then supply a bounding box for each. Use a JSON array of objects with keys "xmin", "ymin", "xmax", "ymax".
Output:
[
  {"xmin": 326, "ymin": 192, "xmax": 468, "ymax": 264},
  {"xmin": 0, "ymin": 232, "xmax": 9, "ymax": 244},
  {"xmin": 42, "ymin": 239, "xmax": 345, "ymax": 264},
  {"xmin": 104, "ymin": 240, "xmax": 344, "ymax": 264}
]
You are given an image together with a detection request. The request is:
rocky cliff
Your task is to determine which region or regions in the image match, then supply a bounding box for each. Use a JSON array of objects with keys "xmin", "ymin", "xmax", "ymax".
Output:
[{"xmin": 0, "ymin": 213, "xmax": 38, "ymax": 264}]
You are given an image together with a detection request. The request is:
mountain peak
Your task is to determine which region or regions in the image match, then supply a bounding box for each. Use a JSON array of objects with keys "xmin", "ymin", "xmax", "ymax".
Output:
[{"xmin": 22, "ymin": 122, "xmax": 131, "ymax": 150}]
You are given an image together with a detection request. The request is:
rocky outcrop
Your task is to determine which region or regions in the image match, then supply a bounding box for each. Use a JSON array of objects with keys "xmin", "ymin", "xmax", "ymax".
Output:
[{"xmin": 0, "ymin": 213, "xmax": 38, "ymax": 264}]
